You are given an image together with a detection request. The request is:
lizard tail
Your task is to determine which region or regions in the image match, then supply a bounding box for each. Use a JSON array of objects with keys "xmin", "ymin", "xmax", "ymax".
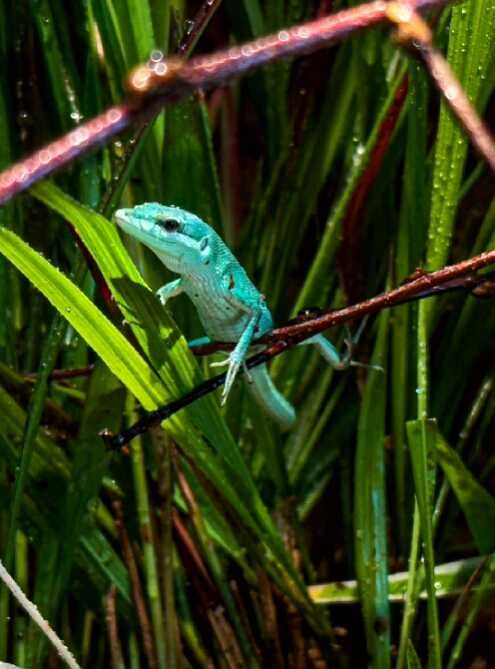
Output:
[{"xmin": 246, "ymin": 364, "xmax": 296, "ymax": 430}]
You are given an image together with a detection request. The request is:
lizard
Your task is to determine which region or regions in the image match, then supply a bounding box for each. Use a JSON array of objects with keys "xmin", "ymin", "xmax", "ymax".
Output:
[{"xmin": 114, "ymin": 203, "xmax": 351, "ymax": 430}]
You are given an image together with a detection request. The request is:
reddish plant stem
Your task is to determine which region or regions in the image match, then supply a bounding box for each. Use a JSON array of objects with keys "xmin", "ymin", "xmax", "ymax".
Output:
[
  {"xmin": 49, "ymin": 364, "xmax": 95, "ymax": 380},
  {"xmin": 339, "ymin": 74, "xmax": 409, "ymax": 301},
  {"xmin": 0, "ymin": 0, "xmax": 453, "ymax": 205},
  {"xmin": 172, "ymin": 510, "xmax": 217, "ymax": 610},
  {"xmin": 112, "ymin": 499, "xmax": 158, "ymax": 669},
  {"xmin": 220, "ymin": 87, "xmax": 242, "ymax": 236},
  {"xmin": 107, "ymin": 251, "xmax": 495, "ymax": 448},
  {"xmin": 25, "ymin": 364, "xmax": 95, "ymax": 382},
  {"xmin": 104, "ymin": 586, "xmax": 125, "ymax": 669}
]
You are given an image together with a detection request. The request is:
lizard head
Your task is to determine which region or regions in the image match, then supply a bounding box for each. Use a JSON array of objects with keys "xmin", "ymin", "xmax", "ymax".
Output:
[{"xmin": 115, "ymin": 203, "xmax": 214, "ymax": 273}]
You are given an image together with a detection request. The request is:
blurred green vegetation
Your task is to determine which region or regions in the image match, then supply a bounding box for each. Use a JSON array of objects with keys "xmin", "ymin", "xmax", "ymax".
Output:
[{"xmin": 0, "ymin": 0, "xmax": 495, "ymax": 667}]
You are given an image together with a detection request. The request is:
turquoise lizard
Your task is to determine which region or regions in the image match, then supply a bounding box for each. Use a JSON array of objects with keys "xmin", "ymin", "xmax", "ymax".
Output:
[{"xmin": 115, "ymin": 203, "xmax": 349, "ymax": 429}]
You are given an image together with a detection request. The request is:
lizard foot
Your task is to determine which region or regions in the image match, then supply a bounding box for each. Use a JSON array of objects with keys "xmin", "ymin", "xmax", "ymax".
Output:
[
  {"xmin": 155, "ymin": 288, "xmax": 168, "ymax": 306},
  {"xmin": 211, "ymin": 353, "xmax": 246, "ymax": 404}
]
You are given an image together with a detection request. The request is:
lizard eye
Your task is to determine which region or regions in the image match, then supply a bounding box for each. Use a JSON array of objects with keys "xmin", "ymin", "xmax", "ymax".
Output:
[{"xmin": 160, "ymin": 218, "xmax": 181, "ymax": 232}]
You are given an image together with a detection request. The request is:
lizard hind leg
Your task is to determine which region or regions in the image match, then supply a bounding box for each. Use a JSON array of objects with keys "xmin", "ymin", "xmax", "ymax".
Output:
[
  {"xmin": 246, "ymin": 364, "xmax": 296, "ymax": 431},
  {"xmin": 297, "ymin": 314, "xmax": 371, "ymax": 369},
  {"xmin": 299, "ymin": 334, "xmax": 349, "ymax": 369},
  {"xmin": 301, "ymin": 327, "xmax": 383, "ymax": 372}
]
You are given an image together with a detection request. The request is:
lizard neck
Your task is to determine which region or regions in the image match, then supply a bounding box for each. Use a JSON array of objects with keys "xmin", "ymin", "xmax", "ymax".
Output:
[
  {"xmin": 181, "ymin": 262, "xmax": 221, "ymax": 296},
  {"xmin": 177, "ymin": 235, "xmax": 226, "ymax": 285}
]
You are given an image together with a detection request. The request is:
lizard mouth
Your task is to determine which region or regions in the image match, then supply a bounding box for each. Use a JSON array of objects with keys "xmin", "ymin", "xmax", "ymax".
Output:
[
  {"xmin": 114, "ymin": 209, "xmax": 165, "ymax": 249},
  {"xmin": 114, "ymin": 208, "xmax": 134, "ymax": 232}
]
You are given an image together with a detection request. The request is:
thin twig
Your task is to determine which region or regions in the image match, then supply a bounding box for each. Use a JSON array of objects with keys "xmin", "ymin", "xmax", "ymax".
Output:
[
  {"xmin": 98, "ymin": 0, "xmax": 224, "ymax": 216},
  {"xmin": 0, "ymin": 0, "xmax": 454, "ymax": 205},
  {"xmin": 105, "ymin": 252, "xmax": 495, "ymax": 448},
  {"xmin": 193, "ymin": 268, "xmax": 495, "ymax": 355},
  {"xmin": 0, "ymin": 560, "xmax": 82, "ymax": 669},
  {"xmin": 386, "ymin": 2, "xmax": 495, "ymax": 172}
]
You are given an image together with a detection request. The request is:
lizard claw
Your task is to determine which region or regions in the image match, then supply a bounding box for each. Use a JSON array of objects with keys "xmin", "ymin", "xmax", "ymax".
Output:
[{"xmin": 222, "ymin": 358, "xmax": 242, "ymax": 404}]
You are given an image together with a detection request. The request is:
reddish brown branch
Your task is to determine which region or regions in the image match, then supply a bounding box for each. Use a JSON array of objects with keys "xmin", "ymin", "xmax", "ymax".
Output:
[
  {"xmin": 192, "ymin": 258, "xmax": 495, "ymax": 356},
  {"xmin": 106, "ymin": 250, "xmax": 495, "ymax": 448},
  {"xmin": 0, "ymin": 0, "xmax": 454, "ymax": 205}
]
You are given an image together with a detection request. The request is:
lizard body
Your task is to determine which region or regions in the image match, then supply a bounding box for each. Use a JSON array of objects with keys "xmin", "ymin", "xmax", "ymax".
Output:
[{"xmin": 115, "ymin": 203, "xmax": 345, "ymax": 429}]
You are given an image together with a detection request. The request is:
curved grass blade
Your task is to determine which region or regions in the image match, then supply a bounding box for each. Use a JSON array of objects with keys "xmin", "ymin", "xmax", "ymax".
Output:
[
  {"xmin": 0, "ymin": 227, "xmax": 166, "ymax": 410},
  {"xmin": 1, "ymin": 197, "xmax": 324, "ymax": 632}
]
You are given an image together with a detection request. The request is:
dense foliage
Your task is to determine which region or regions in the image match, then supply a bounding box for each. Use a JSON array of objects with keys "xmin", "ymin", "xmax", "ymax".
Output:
[{"xmin": 0, "ymin": 0, "xmax": 495, "ymax": 667}]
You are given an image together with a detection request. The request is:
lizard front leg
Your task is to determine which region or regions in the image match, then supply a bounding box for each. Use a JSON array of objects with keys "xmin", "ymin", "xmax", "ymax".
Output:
[
  {"xmin": 210, "ymin": 274, "xmax": 264, "ymax": 402},
  {"xmin": 211, "ymin": 311, "xmax": 261, "ymax": 403},
  {"xmin": 156, "ymin": 278, "xmax": 183, "ymax": 306}
]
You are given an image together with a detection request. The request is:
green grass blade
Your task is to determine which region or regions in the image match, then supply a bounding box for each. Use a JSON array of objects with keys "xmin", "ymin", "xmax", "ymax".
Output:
[
  {"xmin": 407, "ymin": 419, "xmax": 442, "ymax": 669},
  {"xmin": 293, "ymin": 66, "xmax": 406, "ymax": 313},
  {"xmin": 426, "ymin": 0, "xmax": 495, "ymax": 280},
  {"xmin": 354, "ymin": 309, "xmax": 390, "ymax": 668},
  {"xmin": 0, "ymin": 227, "xmax": 166, "ymax": 409},
  {"xmin": 407, "ymin": 641, "xmax": 423, "ymax": 669},
  {"xmin": 309, "ymin": 556, "xmax": 491, "ymax": 604},
  {"xmin": 433, "ymin": 431, "xmax": 495, "ymax": 553}
]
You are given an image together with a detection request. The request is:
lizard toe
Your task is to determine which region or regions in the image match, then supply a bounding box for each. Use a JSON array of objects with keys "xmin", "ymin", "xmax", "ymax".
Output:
[
  {"xmin": 222, "ymin": 358, "xmax": 242, "ymax": 403},
  {"xmin": 210, "ymin": 357, "xmax": 230, "ymax": 368},
  {"xmin": 242, "ymin": 362, "xmax": 252, "ymax": 383}
]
